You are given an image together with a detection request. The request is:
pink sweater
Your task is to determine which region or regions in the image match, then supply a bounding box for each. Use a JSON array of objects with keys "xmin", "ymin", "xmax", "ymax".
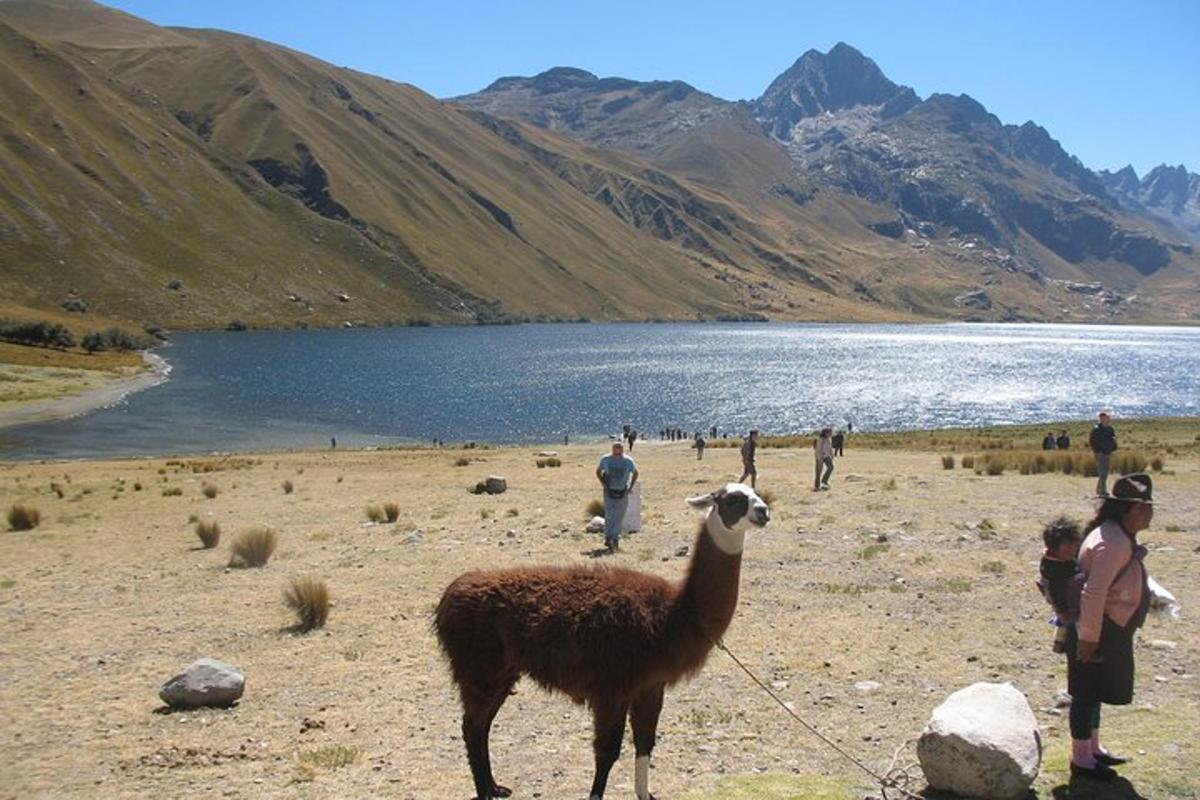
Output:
[{"xmin": 1076, "ymin": 519, "xmax": 1146, "ymax": 643}]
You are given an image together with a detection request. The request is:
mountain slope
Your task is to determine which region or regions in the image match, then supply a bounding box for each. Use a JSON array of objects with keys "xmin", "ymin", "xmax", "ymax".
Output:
[
  {"xmin": 458, "ymin": 44, "xmax": 1200, "ymax": 322},
  {"xmin": 1, "ymin": 2, "xmax": 1197, "ymax": 327}
]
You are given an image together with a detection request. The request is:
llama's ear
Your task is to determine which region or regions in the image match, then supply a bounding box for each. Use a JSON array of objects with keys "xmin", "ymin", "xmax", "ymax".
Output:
[{"xmin": 687, "ymin": 490, "xmax": 721, "ymax": 509}]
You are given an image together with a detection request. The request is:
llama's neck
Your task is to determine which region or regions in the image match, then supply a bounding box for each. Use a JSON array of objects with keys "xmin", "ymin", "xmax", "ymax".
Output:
[{"xmin": 667, "ymin": 510, "xmax": 744, "ymax": 658}]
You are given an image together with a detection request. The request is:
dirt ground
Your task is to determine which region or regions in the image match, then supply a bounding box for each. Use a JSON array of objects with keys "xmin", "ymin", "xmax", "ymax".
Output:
[{"xmin": 0, "ymin": 440, "xmax": 1196, "ymax": 800}]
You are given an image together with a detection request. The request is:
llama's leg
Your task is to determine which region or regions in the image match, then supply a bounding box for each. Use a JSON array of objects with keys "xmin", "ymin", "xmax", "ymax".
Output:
[
  {"xmin": 481, "ymin": 672, "xmax": 518, "ymax": 797},
  {"xmin": 630, "ymin": 684, "xmax": 665, "ymax": 800},
  {"xmin": 587, "ymin": 699, "xmax": 630, "ymax": 800},
  {"xmin": 461, "ymin": 676, "xmax": 515, "ymax": 800}
]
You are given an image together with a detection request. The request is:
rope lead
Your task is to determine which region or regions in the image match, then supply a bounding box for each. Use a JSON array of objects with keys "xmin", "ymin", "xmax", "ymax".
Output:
[{"xmin": 715, "ymin": 639, "xmax": 923, "ymax": 800}]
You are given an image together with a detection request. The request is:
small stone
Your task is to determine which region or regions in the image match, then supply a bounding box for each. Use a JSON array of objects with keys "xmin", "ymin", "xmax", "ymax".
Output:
[
  {"xmin": 1053, "ymin": 690, "xmax": 1072, "ymax": 708},
  {"xmin": 1148, "ymin": 640, "xmax": 1177, "ymax": 650},
  {"xmin": 770, "ymin": 680, "xmax": 789, "ymax": 691},
  {"xmin": 855, "ymin": 681, "xmax": 881, "ymax": 693},
  {"xmin": 675, "ymin": 545, "xmax": 690, "ymax": 557}
]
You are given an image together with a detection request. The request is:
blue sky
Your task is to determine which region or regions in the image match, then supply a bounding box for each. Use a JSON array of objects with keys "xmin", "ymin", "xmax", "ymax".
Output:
[{"xmin": 104, "ymin": 0, "xmax": 1198, "ymax": 177}]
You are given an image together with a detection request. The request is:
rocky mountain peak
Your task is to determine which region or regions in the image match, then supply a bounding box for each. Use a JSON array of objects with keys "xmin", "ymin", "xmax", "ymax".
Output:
[
  {"xmin": 1143, "ymin": 163, "xmax": 1196, "ymax": 209},
  {"xmin": 753, "ymin": 42, "xmax": 916, "ymax": 138}
]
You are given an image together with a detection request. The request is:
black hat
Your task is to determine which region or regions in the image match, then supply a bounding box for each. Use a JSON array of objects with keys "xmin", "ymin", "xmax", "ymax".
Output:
[{"xmin": 1110, "ymin": 473, "xmax": 1153, "ymax": 504}]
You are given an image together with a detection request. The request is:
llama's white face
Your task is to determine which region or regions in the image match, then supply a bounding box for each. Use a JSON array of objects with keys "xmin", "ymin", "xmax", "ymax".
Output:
[{"xmin": 687, "ymin": 483, "xmax": 769, "ymax": 533}]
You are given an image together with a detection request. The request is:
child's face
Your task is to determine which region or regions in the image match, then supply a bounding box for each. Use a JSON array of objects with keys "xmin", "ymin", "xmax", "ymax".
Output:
[{"xmin": 1053, "ymin": 537, "xmax": 1081, "ymax": 560}]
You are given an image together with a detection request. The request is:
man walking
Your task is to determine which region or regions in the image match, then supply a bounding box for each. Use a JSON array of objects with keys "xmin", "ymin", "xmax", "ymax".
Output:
[
  {"xmin": 596, "ymin": 442, "xmax": 638, "ymax": 552},
  {"xmin": 814, "ymin": 428, "xmax": 835, "ymax": 490},
  {"xmin": 738, "ymin": 429, "xmax": 759, "ymax": 488},
  {"xmin": 1089, "ymin": 411, "xmax": 1117, "ymax": 496}
]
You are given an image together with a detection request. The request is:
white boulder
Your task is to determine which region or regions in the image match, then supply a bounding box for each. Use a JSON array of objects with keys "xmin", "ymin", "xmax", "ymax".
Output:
[
  {"xmin": 585, "ymin": 516, "xmax": 605, "ymax": 533},
  {"xmin": 917, "ymin": 682, "xmax": 1040, "ymax": 800}
]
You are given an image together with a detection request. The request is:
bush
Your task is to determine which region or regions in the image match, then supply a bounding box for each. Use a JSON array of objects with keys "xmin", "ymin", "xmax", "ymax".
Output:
[
  {"xmin": 941, "ymin": 455, "xmax": 955, "ymax": 470},
  {"xmin": 758, "ymin": 488, "xmax": 776, "ymax": 506},
  {"xmin": 196, "ymin": 520, "xmax": 221, "ymax": 548},
  {"xmin": 7, "ymin": 504, "xmax": 40, "ymax": 531},
  {"xmin": 454, "ymin": 457, "xmax": 470, "ymax": 467},
  {"xmin": 1150, "ymin": 456, "xmax": 1164, "ymax": 472},
  {"xmin": 365, "ymin": 505, "xmax": 386, "ymax": 523},
  {"xmin": 229, "ymin": 526, "xmax": 278, "ymax": 567},
  {"xmin": 0, "ymin": 319, "xmax": 75, "ymax": 349},
  {"xmin": 162, "ymin": 486, "xmax": 183, "ymax": 497},
  {"xmin": 80, "ymin": 327, "xmax": 155, "ymax": 353},
  {"xmin": 283, "ymin": 576, "xmax": 329, "ymax": 632},
  {"xmin": 961, "ymin": 455, "xmax": 976, "ymax": 469},
  {"xmin": 282, "ymin": 480, "xmax": 294, "ymax": 495},
  {"xmin": 383, "ymin": 502, "xmax": 400, "ymax": 523},
  {"xmin": 585, "ymin": 498, "xmax": 604, "ymax": 518},
  {"xmin": 202, "ymin": 483, "xmax": 218, "ymax": 499}
]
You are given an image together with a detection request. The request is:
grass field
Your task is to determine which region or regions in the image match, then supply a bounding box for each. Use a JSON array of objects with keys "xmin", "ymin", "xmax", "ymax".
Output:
[{"xmin": 0, "ymin": 437, "xmax": 1196, "ymax": 799}]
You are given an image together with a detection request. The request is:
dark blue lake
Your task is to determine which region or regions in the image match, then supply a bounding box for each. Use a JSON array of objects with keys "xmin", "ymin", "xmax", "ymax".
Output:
[{"xmin": 3, "ymin": 322, "xmax": 1198, "ymax": 459}]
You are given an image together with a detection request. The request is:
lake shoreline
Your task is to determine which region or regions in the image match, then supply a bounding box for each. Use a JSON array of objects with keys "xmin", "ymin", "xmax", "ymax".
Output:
[{"xmin": 0, "ymin": 350, "xmax": 170, "ymax": 432}]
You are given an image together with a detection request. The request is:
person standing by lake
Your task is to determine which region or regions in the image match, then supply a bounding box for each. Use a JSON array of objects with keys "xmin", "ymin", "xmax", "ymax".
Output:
[
  {"xmin": 1067, "ymin": 474, "xmax": 1154, "ymax": 782},
  {"xmin": 738, "ymin": 429, "xmax": 759, "ymax": 488},
  {"xmin": 1057, "ymin": 430, "xmax": 1071, "ymax": 450},
  {"xmin": 814, "ymin": 428, "xmax": 834, "ymax": 490},
  {"xmin": 832, "ymin": 429, "xmax": 845, "ymax": 457},
  {"xmin": 694, "ymin": 433, "xmax": 706, "ymax": 460},
  {"xmin": 1089, "ymin": 412, "xmax": 1117, "ymax": 496},
  {"xmin": 596, "ymin": 442, "xmax": 638, "ymax": 552}
]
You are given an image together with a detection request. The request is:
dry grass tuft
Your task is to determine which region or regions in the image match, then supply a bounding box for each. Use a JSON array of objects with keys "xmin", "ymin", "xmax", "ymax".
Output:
[
  {"xmin": 454, "ymin": 457, "xmax": 470, "ymax": 467},
  {"xmin": 202, "ymin": 483, "xmax": 218, "ymax": 499},
  {"xmin": 283, "ymin": 575, "xmax": 329, "ymax": 632},
  {"xmin": 961, "ymin": 455, "xmax": 976, "ymax": 469},
  {"xmin": 585, "ymin": 498, "xmax": 604, "ymax": 518},
  {"xmin": 758, "ymin": 488, "xmax": 776, "ymax": 506},
  {"xmin": 229, "ymin": 526, "xmax": 278, "ymax": 568},
  {"xmin": 365, "ymin": 505, "xmax": 386, "ymax": 523},
  {"xmin": 383, "ymin": 502, "xmax": 400, "ymax": 523},
  {"xmin": 282, "ymin": 480, "xmax": 294, "ymax": 495},
  {"xmin": 536, "ymin": 457, "xmax": 562, "ymax": 468},
  {"xmin": 195, "ymin": 520, "xmax": 221, "ymax": 548},
  {"xmin": 941, "ymin": 454, "xmax": 955, "ymax": 469},
  {"xmin": 7, "ymin": 504, "xmax": 41, "ymax": 531},
  {"xmin": 162, "ymin": 486, "xmax": 183, "ymax": 497}
]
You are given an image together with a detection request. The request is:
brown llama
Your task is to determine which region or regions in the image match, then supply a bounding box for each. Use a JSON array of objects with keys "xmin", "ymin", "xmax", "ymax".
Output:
[{"xmin": 435, "ymin": 483, "xmax": 769, "ymax": 800}]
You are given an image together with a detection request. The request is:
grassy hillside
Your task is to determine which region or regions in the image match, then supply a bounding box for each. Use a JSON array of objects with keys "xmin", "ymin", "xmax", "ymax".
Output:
[{"xmin": 0, "ymin": 1, "xmax": 1196, "ymax": 331}]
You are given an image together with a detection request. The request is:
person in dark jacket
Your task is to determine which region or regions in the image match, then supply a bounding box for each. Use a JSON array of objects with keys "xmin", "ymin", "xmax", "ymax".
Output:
[
  {"xmin": 831, "ymin": 429, "xmax": 845, "ymax": 457},
  {"xmin": 1038, "ymin": 516, "xmax": 1082, "ymax": 653},
  {"xmin": 1089, "ymin": 412, "xmax": 1117, "ymax": 496},
  {"xmin": 1043, "ymin": 432, "xmax": 1057, "ymax": 450},
  {"xmin": 1056, "ymin": 430, "xmax": 1071, "ymax": 450}
]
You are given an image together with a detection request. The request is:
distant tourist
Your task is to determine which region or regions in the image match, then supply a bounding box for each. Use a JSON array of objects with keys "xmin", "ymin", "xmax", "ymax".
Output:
[
  {"xmin": 331, "ymin": 436, "xmax": 337, "ymax": 449},
  {"xmin": 693, "ymin": 433, "xmax": 706, "ymax": 460},
  {"xmin": 814, "ymin": 428, "xmax": 834, "ymax": 490},
  {"xmin": 1089, "ymin": 411, "xmax": 1118, "ymax": 496},
  {"xmin": 738, "ymin": 429, "xmax": 759, "ymax": 488},
  {"xmin": 1057, "ymin": 430, "xmax": 1071, "ymax": 450},
  {"xmin": 832, "ymin": 429, "xmax": 845, "ymax": 457},
  {"xmin": 596, "ymin": 441, "xmax": 638, "ymax": 552},
  {"xmin": 1043, "ymin": 432, "xmax": 1057, "ymax": 450},
  {"xmin": 710, "ymin": 425, "xmax": 717, "ymax": 438},
  {"xmin": 627, "ymin": 428, "xmax": 638, "ymax": 451}
]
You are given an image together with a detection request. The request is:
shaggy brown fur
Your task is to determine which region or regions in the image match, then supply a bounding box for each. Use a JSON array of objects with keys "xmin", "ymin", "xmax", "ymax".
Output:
[{"xmin": 435, "ymin": 485, "xmax": 766, "ymax": 800}]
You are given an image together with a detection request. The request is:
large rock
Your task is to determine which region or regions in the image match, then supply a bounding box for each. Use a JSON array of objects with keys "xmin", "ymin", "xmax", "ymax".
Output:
[
  {"xmin": 484, "ymin": 476, "xmax": 507, "ymax": 494},
  {"xmin": 159, "ymin": 658, "xmax": 245, "ymax": 709},
  {"xmin": 917, "ymin": 682, "xmax": 1040, "ymax": 800}
]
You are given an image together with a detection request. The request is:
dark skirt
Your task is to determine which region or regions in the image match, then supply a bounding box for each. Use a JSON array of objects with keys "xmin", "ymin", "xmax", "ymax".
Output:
[{"xmin": 1068, "ymin": 617, "xmax": 1136, "ymax": 706}]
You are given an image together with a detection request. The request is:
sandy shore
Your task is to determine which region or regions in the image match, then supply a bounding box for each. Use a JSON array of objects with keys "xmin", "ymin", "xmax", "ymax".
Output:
[
  {"xmin": 0, "ymin": 436, "xmax": 1195, "ymax": 799},
  {"xmin": 0, "ymin": 351, "xmax": 169, "ymax": 431}
]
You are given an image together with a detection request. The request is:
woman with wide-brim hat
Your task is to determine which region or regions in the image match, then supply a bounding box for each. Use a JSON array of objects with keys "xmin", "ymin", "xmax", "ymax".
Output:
[{"xmin": 1068, "ymin": 473, "xmax": 1154, "ymax": 781}]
